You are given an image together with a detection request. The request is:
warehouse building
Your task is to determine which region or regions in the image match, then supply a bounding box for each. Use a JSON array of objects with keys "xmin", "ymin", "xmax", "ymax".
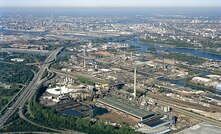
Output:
[
  {"xmin": 98, "ymin": 96, "xmax": 155, "ymax": 121},
  {"xmin": 192, "ymin": 77, "xmax": 212, "ymax": 83}
]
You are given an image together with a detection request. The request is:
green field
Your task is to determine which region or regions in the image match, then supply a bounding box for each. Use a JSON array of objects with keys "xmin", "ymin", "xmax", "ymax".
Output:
[{"xmin": 0, "ymin": 87, "xmax": 20, "ymax": 110}]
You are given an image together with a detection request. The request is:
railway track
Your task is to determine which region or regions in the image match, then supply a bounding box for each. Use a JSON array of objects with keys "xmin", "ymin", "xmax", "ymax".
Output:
[{"xmin": 156, "ymin": 100, "xmax": 221, "ymax": 127}]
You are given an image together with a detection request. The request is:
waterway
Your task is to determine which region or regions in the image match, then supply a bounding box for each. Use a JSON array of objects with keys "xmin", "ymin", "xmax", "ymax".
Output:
[
  {"xmin": 126, "ymin": 41, "xmax": 221, "ymax": 61},
  {"xmin": 63, "ymin": 33, "xmax": 98, "ymax": 40},
  {"xmin": 59, "ymin": 105, "xmax": 108, "ymax": 118},
  {"xmin": 60, "ymin": 109, "xmax": 84, "ymax": 117},
  {"xmin": 158, "ymin": 76, "xmax": 221, "ymax": 95},
  {"xmin": 2, "ymin": 27, "xmax": 221, "ymax": 61},
  {"xmin": 7, "ymin": 50, "xmax": 50, "ymax": 56},
  {"xmin": 0, "ymin": 29, "xmax": 48, "ymax": 35}
]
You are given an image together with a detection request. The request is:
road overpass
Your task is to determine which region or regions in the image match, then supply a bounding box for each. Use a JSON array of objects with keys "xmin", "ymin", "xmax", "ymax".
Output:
[{"xmin": 0, "ymin": 47, "xmax": 63, "ymax": 128}]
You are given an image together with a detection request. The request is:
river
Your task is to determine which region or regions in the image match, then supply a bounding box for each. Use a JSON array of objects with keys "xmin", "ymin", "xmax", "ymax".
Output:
[
  {"xmin": 127, "ymin": 40, "xmax": 221, "ymax": 95},
  {"xmin": 0, "ymin": 29, "xmax": 48, "ymax": 35},
  {"xmin": 126, "ymin": 41, "xmax": 221, "ymax": 61}
]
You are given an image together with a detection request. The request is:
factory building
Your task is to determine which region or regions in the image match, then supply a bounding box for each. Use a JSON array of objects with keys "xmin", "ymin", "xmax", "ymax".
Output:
[
  {"xmin": 46, "ymin": 86, "xmax": 75, "ymax": 95},
  {"xmin": 192, "ymin": 77, "xmax": 212, "ymax": 83},
  {"xmin": 98, "ymin": 96, "xmax": 155, "ymax": 121},
  {"xmin": 43, "ymin": 83, "xmax": 91, "ymax": 103},
  {"xmin": 10, "ymin": 58, "xmax": 25, "ymax": 62}
]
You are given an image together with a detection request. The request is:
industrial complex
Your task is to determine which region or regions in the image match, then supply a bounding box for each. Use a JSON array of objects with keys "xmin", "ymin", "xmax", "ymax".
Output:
[{"xmin": 1, "ymin": 8, "xmax": 221, "ymax": 134}]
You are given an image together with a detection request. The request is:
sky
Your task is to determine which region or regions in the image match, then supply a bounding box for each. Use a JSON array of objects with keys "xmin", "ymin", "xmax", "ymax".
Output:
[{"xmin": 0, "ymin": 0, "xmax": 220, "ymax": 7}]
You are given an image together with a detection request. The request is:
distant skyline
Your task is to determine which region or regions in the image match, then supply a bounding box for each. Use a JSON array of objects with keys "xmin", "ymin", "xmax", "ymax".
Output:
[{"xmin": 0, "ymin": 0, "xmax": 221, "ymax": 7}]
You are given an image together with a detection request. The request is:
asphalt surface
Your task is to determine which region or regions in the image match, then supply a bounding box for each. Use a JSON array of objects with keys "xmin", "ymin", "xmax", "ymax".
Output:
[{"xmin": 0, "ymin": 47, "xmax": 63, "ymax": 128}]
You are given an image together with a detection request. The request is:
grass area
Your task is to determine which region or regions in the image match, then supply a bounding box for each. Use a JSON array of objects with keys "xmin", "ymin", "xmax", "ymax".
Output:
[
  {"xmin": 0, "ymin": 87, "xmax": 20, "ymax": 110},
  {"xmin": 50, "ymin": 63, "xmax": 63, "ymax": 70},
  {"xmin": 78, "ymin": 76, "xmax": 95, "ymax": 85},
  {"xmin": 166, "ymin": 52, "xmax": 206, "ymax": 65},
  {"xmin": 157, "ymin": 88, "xmax": 173, "ymax": 93},
  {"xmin": 0, "ymin": 96, "xmax": 13, "ymax": 100},
  {"xmin": 139, "ymin": 39, "xmax": 196, "ymax": 48}
]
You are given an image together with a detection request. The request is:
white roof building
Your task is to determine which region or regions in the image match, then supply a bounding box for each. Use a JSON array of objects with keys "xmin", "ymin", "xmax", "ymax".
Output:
[
  {"xmin": 46, "ymin": 86, "xmax": 75, "ymax": 95},
  {"xmin": 11, "ymin": 58, "xmax": 25, "ymax": 62},
  {"xmin": 192, "ymin": 77, "xmax": 212, "ymax": 83}
]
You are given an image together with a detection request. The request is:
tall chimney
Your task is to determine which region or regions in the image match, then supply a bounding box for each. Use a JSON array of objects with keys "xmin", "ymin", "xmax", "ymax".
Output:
[
  {"xmin": 130, "ymin": 51, "xmax": 133, "ymax": 59},
  {"xmin": 83, "ymin": 45, "xmax": 86, "ymax": 68},
  {"xmin": 134, "ymin": 67, "xmax": 137, "ymax": 97}
]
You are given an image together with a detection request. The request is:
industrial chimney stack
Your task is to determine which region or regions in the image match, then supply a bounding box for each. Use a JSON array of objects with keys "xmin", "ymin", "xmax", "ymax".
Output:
[{"xmin": 134, "ymin": 67, "xmax": 137, "ymax": 98}]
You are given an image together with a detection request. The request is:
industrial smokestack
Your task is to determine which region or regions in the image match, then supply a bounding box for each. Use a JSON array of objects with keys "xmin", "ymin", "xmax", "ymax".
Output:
[
  {"xmin": 130, "ymin": 51, "xmax": 133, "ymax": 59},
  {"xmin": 134, "ymin": 67, "xmax": 137, "ymax": 98},
  {"xmin": 59, "ymin": 82, "xmax": 62, "ymax": 95},
  {"xmin": 83, "ymin": 45, "xmax": 86, "ymax": 68}
]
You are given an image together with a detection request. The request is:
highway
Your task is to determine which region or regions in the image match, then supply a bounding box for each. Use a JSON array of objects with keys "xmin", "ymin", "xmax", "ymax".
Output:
[{"xmin": 0, "ymin": 47, "xmax": 63, "ymax": 128}]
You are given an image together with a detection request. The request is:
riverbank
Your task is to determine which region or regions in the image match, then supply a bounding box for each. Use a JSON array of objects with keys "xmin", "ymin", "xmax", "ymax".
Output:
[
  {"xmin": 139, "ymin": 40, "xmax": 221, "ymax": 57},
  {"xmin": 126, "ymin": 40, "xmax": 221, "ymax": 60},
  {"xmin": 139, "ymin": 40, "xmax": 198, "ymax": 49},
  {"xmin": 0, "ymin": 28, "xmax": 47, "ymax": 33}
]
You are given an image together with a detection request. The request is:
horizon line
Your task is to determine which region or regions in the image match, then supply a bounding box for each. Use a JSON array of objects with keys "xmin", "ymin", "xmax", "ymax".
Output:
[{"xmin": 0, "ymin": 6, "xmax": 221, "ymax": 8}]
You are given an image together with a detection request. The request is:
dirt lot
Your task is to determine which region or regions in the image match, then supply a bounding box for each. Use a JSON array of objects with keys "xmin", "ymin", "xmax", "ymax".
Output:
[{"xmin": 97, "ymin": 108, "xmax": 140, "ymax": 126}]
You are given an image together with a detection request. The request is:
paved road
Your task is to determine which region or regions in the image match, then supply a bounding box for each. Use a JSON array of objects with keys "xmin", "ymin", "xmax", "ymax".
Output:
[
  {"xmin": 18, "ymin": 107, "xmax": 67, "ymax": 133},
  {"xmin": 17, "ymin": 108, "xmax": 82, "ymax": 134},
  {"xmin": 0, "ymin": 47, "xmax": 63, "ymax": 128}
]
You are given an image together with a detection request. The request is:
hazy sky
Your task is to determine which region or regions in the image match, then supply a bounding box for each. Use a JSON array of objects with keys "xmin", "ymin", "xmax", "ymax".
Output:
[{"xmin": 0, "ymin": 0, "xmax": 220, "ymax": 7}]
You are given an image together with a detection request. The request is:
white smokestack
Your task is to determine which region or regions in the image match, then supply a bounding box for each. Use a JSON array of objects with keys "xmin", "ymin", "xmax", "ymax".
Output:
[
  {"xmin": 83, "ymin": 45, "xmax": 86, "ymax": 68},
  {"xmin": 134, "ymin": 67, "xmax": 137, "ymax": 98}
]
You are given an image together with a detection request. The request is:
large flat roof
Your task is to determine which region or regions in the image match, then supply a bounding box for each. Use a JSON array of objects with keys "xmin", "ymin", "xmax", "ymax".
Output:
[
  {"xmin": 98, "ymin": 96, "xmax": 155, "ymax": 120},
  {"xmin": 177, "ymin": 122, "xmax": 221, "ymax": 134},
  {"xmin": 46, "ymin": 86, "xmax": 75, "ymax": 95}
]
